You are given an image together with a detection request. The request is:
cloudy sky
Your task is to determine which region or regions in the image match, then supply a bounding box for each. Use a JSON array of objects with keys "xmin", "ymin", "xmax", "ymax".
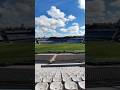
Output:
[
  {"xmin": 86, "ymin": 0, "xmax": 120, "ymax": 24},
  {"xmin": 0, "ymin": 0, "xmax": 34, "ymax": 27},
  {"xmin": 1, "ymin": 0, "xmax": 119, "ymax": 37},
  {"xmin": 35, "ymin": 0, "xmax": 85, "ymax": 38}
]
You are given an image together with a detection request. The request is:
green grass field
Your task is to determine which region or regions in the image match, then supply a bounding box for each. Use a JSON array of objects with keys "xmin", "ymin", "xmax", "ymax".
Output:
[
  {"xmin": 87, "ymin": 41, "xmax": 120, "ymax": 58},
  {"xmin": 35, "ymin": 43, "xmax": 85, "ymax": 54},
  {"xmin": 0, "ymin": 42, "xmax": 34, "ymax": 65},
  {"xmin": 1, "ymin": 41, "xmax": 120, "ymax": 65},
  {"xmin": 86, "ymin": 41, "xmax": 120, "ymax": 65}
]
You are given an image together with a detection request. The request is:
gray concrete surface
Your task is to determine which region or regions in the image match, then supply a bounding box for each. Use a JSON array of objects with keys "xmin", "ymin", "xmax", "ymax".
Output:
[
  {"xmin": 86, "ymin": 87, "xmax": 120, "ymax": 90},
  {"xmin": 0, "ymin": 66, "xmax": 34, "ymax": 89},
  {"xmin": 35, "ymin": 53, "xmax": 85, "ymax": 64}
]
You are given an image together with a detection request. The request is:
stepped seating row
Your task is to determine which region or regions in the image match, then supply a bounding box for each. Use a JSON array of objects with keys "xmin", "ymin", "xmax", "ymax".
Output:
[{"xmin": 0, "ymin": 29, "xmax": 34, "ymax": 42}]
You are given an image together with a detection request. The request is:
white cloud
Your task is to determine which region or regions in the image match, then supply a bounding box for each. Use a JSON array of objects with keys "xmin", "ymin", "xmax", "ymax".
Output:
[
  {"xmin": 35, "ymin": 15, "xmax": 65, "ymax": 30},
  {"xmin": 80, "ymin": 26, "xmax": 85, "ymax": 30},
  {"xmin": 60, "ymin": 23, "xmax": 81, "ymax": 36},
  {"xmin": 78, "ymin": 0, "xmax": 85, "ymax": 10},
  {"xmin": 35, "ymin": 27, "xmax": 44, "ymax": 38},
  {"xmin": 68, "ymin": 15, "xmax": 76, "ymax": 21},
  {"xmin": 47, "ymin": 6, "xmax": 65, "ymax": 19},
  {"xmin": 72, "ymin": 23, "xmax": 79, "ymax": 26},
  {"xmin": 80, "ymin": 26, "xmax": 85, "ymax": 36},
  {"xmin": 35, "ymin": 15, "xmax": 50, "ymax": 27},
  {"xmin": 35, "ymin": 6, "xmax": 74, "ymax": 31},
  {"xmin": 80, "ymin": 30, "xmax": 85, "ymax": 36},
  {"xmin": 68, "ymin": 24, "xmax": 79, "ymax": 32},
  {"xmin": 56, "ymin": 19, "xmax": 65, "ymax": 27},
  {"xmin": 35, "ymin": 6, "xmax": 83, "ymax": 37},
  {"xmin": 61, "ymin": 24, "xmax": 85, "ymax": 36},
  {"xmin": 60, "ymin": 28, "xmax": 68, "ymax": 32}
]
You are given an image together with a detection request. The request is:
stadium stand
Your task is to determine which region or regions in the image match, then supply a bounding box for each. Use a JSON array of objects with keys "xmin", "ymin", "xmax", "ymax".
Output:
[
  {"xmin": 0, "ymin": 25, "xmax": 34, "ymax": 42},
  {"xmin": 86, "ymin": 29, "xmax": 116, "ymax": 41},
  {"xmin": 86, "ymin": 66, "xmax": 120, "ymax": 88},
  {"xmin": 86, "ymin": 21, "xmax": 120, "ymax": 41},
  {"xmin": 35, "ymin": 65, "xmax": 85, "ymax": 90}
]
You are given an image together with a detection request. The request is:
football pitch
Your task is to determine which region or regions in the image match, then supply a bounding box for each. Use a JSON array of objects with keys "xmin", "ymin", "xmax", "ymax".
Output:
[
  {"xmin": 35, "ymin": 43, "xmax": 85, "ymax": 54},
  {"xmin": 86, "ymin": 41, "xmax": 120, "ymax": 65},
  {"xmin": 0, "ymin": 41, "xmax": 120, "ymax": 65},
  {"xmin": 0, "ymin": 42, "xmax": 34, "ymax": 65}
]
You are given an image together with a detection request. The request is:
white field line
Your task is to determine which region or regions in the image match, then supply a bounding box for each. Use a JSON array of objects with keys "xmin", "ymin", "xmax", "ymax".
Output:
[{"xmin": 49, "ymin": 54, "xmax": 57, "ymax": 63}]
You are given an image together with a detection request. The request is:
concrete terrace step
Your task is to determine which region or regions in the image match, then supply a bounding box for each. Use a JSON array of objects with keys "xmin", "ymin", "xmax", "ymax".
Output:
[
  {"xmin": 86, "ymin": 66, "xmax": 120, "ymax": 88},
  {"xmin": 0, "ymin": 66, "xmax": 34, "ymax": 89},
  {"xmin": 35, "ymin": 66, "xmax": 85, "ymax": 90},
  {"xmin": 38, "ymin": 63, "xmax": 85, "ymax": 67}
]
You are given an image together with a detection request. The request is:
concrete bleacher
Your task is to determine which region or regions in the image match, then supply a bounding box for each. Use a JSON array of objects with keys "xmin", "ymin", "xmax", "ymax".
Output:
[
  {"xmin": 86, "ymin": 66, "xmax": 120, "ymax": 88},
  {"xmin": 86, "ymin": 23, "xmax": 120, "ymax": 41},
  {"xmin": 86, "ymin": 29, "xmax": 117, "ymax": 41},
  {"xmin": 35, "ymin": 66, "xmax": 85, "ymax": 90},
  {"xmin": 0, "ymin": 27, "xmax": 34, "ymax": 42},
  {"xmin": 35, "ymin": 54, "xmax": 85, "ymax": 90}
]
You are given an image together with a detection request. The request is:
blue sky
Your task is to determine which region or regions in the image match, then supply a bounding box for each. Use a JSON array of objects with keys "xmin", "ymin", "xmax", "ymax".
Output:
[
  {"xmin": 0, "ymin": 0, "xmax": 119, "ymax": 29},
  {"xmin": 35, "ymin": 0, "xmax": 85, "ymax": 37}
]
